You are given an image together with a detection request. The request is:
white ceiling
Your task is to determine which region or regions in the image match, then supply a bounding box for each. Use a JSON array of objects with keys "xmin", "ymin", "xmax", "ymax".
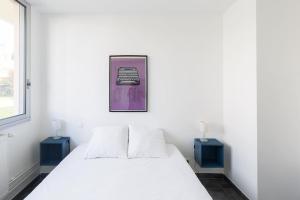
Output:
[{"xmin": 27, "ymin": 0, "xmax": 236, "ymax": 14}]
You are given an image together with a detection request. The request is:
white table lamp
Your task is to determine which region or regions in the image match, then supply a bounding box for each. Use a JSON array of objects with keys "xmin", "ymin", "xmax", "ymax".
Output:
[
  {"xmin": 52, "ymin": 119, "xmax": 62, "ymax": 140},
  {"xmin": 199, "ymin": 121, "xmax": 208, "ymax": 142}
]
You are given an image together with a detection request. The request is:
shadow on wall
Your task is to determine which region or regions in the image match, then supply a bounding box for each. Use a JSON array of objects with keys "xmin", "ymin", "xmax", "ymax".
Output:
[{"xmin": 224, "ymin": 143, "xmax": 232, "ymax": 175}]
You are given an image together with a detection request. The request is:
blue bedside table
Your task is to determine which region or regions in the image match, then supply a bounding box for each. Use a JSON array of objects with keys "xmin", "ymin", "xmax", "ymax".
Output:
[
  {"xmin": 40, "ymin": 137, "xmax": 70, "ymax": 166},
  {"xmin": 194, "ymin": 138, "xmax": 224, "ymax": 168}
]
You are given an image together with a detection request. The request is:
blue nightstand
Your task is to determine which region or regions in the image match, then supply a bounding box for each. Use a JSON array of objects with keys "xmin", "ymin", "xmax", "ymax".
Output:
[
  {"xmin": 40, "ymin": 137, "xmax": 70, "ymax": 166},
  {"xmin": 194, "ymin": 138, "xmax": 224, "ymax": 168}
]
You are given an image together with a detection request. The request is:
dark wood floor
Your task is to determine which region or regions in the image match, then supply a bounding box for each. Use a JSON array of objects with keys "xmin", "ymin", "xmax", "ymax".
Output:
[
  {"xmin": 12, "ymin": 174, "xmax": 48, "ymax": 200},
  {"xmin": 13, "ymin": 173, "xmax": 248, "ymax": 200},
  {"xmin": 197, "ymin": 174, "xmax": 248, "ymax": 200}
]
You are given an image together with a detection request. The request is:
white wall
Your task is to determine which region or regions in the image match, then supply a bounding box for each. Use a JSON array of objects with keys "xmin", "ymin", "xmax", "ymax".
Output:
[
  {"xmin": 0, "ymin": 136, "xmax": 8, "ymax": 199},
  {"xmin": 42, "ymin": 13, "xmax": 223, "ymax": 165},
  {"xmin": 257, "ymin": 1, "xmax": 300, "ymax": 199},
  {"xmin": 222, "ymin": 0, "xmax": 257, "ymax": 199},
  {"xmin": 0, "ymin": 8, "xmax": 44, "ymax": 198}
]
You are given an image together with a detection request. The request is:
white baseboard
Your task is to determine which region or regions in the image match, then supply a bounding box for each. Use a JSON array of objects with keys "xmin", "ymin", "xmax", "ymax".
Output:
[
  {"xmin": 186, "ymin": 157, "xmax": 224, "ymax": 174},
  {"xmin": 3, "ymin": 162, "xmax": 40, "ymax": 200},
  {"xmin": 40, "ymin": 166, "xmax": 55, "ymax": 174}
]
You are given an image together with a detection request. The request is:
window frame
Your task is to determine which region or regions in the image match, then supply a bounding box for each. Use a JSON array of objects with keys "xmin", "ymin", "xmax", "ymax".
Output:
[{"xmin": 0, "ymin": 0, "xmax": 31, "ymax": 129}]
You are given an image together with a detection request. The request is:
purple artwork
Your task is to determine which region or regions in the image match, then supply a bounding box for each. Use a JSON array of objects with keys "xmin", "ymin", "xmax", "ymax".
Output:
[{"xmin": 109, "ymin": 55, "xmax": 148, "ymax": 112}]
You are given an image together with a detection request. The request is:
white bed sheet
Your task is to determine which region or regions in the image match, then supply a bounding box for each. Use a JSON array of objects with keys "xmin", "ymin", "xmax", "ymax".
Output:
[{"xmin": 26, "ymin": 144, "xmax": 212, "ymax": 200}]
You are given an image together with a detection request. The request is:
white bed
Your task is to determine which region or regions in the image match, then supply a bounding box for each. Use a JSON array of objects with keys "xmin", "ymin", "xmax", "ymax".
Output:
[{"xmin": 26, "ymin": 144, "xmax": 212, "ymax": 200}]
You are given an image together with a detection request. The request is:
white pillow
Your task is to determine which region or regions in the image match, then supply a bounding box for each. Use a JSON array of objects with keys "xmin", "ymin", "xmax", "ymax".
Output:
[
  {"xmin": 85, "ymin": 126, "xmax": 128, "ymax": 159},
  {"xmin": 128, "ymin": 125, "xmax": 167, "ymax": 158}
]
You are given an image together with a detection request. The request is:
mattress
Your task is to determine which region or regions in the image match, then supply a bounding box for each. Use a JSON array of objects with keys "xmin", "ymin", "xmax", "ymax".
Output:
[{"xmin": 26, "ymin": 144, "xmax": 212, "ymax": 200}]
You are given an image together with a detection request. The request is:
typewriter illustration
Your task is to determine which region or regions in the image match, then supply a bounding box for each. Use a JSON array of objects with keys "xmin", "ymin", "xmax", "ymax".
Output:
[{"xmin": 116, "ymin": 67, "xmax": 140, "ymax": 85}]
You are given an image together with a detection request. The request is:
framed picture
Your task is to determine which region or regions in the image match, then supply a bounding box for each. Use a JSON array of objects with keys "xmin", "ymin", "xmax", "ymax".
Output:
[{"xmin": 109, "ymin": 55, "xmax": 148, "ymax": 112}]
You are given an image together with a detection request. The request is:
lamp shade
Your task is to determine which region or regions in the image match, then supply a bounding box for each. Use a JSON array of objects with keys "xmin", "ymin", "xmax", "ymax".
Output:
[
  {"xmin": 199, "ymin": 121, "xmax": 207, "ymax": 133},
  {"xmin": 51, "ymin": 119, "xmax": 62, "ymax": 131}
]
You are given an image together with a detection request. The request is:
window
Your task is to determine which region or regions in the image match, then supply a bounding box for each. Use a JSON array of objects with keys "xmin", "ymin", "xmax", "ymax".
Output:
[{"xmin": 0, "ymin": 0, "xmax": 30, "ymax": 128}]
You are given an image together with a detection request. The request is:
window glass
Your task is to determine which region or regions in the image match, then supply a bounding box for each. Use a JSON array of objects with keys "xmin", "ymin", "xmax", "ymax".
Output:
[{"xmin": 0, "ymin": 0, "xmax": 26, "ymax": 120}]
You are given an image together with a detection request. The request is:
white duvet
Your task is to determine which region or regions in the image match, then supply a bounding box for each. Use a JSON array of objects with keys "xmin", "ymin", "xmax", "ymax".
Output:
[{"xmin": 26, "ymin": 144, "xmax": 212, "ymax": 200}]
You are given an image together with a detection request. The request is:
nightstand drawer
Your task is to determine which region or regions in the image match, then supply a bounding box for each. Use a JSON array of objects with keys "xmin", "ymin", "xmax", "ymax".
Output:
[
  {"xmin": 194, "ymin": 138, "xmax": 224, "ymax": 168},
  {"xmin": 40, "ymin": 137, "xmax": 70, "ymax": 166}
]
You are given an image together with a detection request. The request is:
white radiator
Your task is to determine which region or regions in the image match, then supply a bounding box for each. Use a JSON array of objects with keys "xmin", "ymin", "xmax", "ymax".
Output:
[{"xmin": 0, "ymin": 134, "xmax": 8, "ymax": 199}]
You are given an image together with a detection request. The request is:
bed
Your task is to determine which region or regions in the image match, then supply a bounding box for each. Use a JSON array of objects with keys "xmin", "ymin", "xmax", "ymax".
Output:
[{"xmin": 25, "ymin": 144, "xmax": 212, "ymax": 200}]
